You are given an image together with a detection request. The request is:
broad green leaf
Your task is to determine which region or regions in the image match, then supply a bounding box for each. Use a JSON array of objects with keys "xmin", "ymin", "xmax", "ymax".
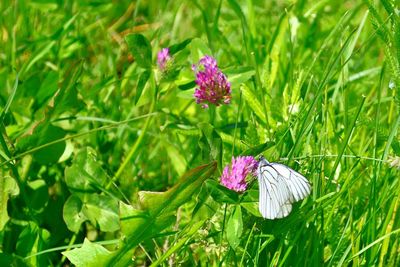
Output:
[
  {"xmin": 64, "ymin": 148, "xmax": 119, "ymax": 233},
  {"xmin": 62, "ymin": 238, "xmax": 115, "ymax": 267},
  {"xmin": 81, "ymin": 194, "xmax": 119, "ymax": 232},
  {"xmin": 34, "ymin": 125, "xmax": 66, "ymax": 164},
  {"xmin": 63, "ymin": 194, "xmax": 119, "ymax": 233},
  {"xmin": 106, "ymin": 162, "xmax": 217, "ymax": 266},
  {"xmin": 63, "ymin": 195, "xmax": 87, "ymax": 233},
  {"xmin": 17, "ymin": 124, "xmax": 66, "ymax": 164},
  {"xmin": 226, "ymin": 205, "xmax": 243, "ymax": 249},
  {"xmin": 125, "ymin": 34, "xmax": 152, "ymax": 69},
  {"xmin": 65, "ymin": 148, "xmax": 109, "ymax": 194},
  {"xmin": 0, "ymin": 175, "xmax": 19, "ymax": 231}
]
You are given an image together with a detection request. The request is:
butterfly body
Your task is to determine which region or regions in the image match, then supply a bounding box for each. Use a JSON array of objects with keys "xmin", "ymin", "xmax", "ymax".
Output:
[{"xmin": 257, "ymin": 157, "xmax": 311, "ymax": 219}]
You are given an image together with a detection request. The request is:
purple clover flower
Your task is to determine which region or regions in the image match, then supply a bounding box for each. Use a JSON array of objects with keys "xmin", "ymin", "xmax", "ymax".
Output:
[
  {"xmin": 220, "ymin": 156, "xmax": 258, "ymax": 192},
  {"xmin": 157, "ymin": 48, "xmax": 172, "ymax": 72},
  {"xmin": 192, "ymin": 55, "xmax": 231, "ymax": 108}
]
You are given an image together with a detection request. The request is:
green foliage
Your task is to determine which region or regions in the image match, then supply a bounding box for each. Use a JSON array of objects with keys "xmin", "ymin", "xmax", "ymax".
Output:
[
  {"xmin": 0, "ymin": 0, "xmax": 399, "ymax": 266},
  {"xmin": 107, "ymin": 162, "xmax": 217, "ymax": 266},
  {"xmin": 226, "ymin": 205, "xmax": 243, "ymax": 249},
  {"xmin": 125, "ymin": 34, "xmax": 153, "ymax": 70},
  {"xmin": 62, "ymin": 238, "xmax": 114, "ymax": 267},
  {"xmin": 0, "ymin": 175, "xmax": 19, "ymax": 230},
  {"xmin": 63, "ymin": 148, "xmax": 119, "ymax": 233}
]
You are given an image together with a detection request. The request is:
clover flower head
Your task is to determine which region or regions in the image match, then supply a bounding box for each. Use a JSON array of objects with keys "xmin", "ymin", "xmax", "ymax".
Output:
[
  {"xmin": 157, "ymin": 48, "xmax": 172, "ymax": 72},
  {"xmin": 192, "ymin": 55, "xmax": 231, "ymax": 108},
  {"xmin": 220, "ymin": 156, "xmax": 258, "ymax": 192}
]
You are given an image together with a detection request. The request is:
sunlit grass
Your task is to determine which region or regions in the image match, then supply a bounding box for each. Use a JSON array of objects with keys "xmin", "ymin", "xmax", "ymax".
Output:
[{"xmin": 0, "ymin": 0, "xmax": 399, "ymax": 266}]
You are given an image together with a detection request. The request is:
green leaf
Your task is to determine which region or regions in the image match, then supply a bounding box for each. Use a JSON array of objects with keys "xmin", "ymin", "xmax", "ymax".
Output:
[
  {"xmin": 178, "ymin": 80, "xmax": 196, "ymax": 91},
  {"xmin": 62, "ymin": 238, "xmax": 115, "ymax": 267},
  {"xmin": 119, "ymin": 202, "xmax": 149, "ymax": 237},
  {"xmin": 226, "ymin": 205, "xmax": 243, "ymax": 249},
  {"xmin": 135, "ymin": 70, "xmax": 151, "ymax": 104},
  {"xmin": 169, "ymin": 38, "xmax": 193, "ymax": 55},
  {"xmin": 64, "ymin": 147, "xmax": 109, "ymax": 194},
  {"xmin": 125, "ymin": 34, "xmax": 152, "ymax": 69},
  {"xmin": 34, "ymin": 125, "xmax": 66, "ymax": 164},
  {"xmin": 106, "ymin": 162, "xmax": 217, "ymax": 266},
  {"xmin": 0, "ymin": 175, "xmax": 19, "ymax": 231},
  {"xmin": 63, "ymin": 193, "xmax": 119, "ymax": 233},
  {"xmin": 63, "ymin": 195, "xmax": 87, "ymax": 233},
  {"xmin": 81, "ymin": 194, "xmax": 120, "ymax": 232},
  {"xmin": 205, "ymin": 179, "xmax": 239, "ymax": 204},
  {"xmin": 63, "ymin": 148, "xmax": 119, "ymax": 233},
  {"xmin": 241, "ymin": 189, "xmax": 262, "ymax": 217},
  {"xmin": 224, "ymin": 67, "xmax": 255, "ymax": 88},
  {"xmin": 17, "ymin": 124, "xmax": 66, "ymax": 164}
]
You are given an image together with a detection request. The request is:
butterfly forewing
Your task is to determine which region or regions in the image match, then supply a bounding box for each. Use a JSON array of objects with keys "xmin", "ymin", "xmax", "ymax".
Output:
[
  {"xmin": 257, "ymin": 159, "xmax": 311, "ymax": 219},
  {"xmin": 270, "ymin": 163, "xmax": 311, "ymax": 201}
]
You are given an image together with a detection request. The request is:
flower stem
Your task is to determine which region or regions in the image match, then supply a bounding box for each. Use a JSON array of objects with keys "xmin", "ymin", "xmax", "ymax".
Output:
[{"xmin": 209, "ymin": 105, "xmax": 216, "ymax": 124}]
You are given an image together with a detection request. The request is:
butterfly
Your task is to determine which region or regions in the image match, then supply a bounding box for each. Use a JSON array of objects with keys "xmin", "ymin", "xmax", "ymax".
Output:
[{"xmin": 257, "ymin": 156, "xmax": 311, "ymax": 219}]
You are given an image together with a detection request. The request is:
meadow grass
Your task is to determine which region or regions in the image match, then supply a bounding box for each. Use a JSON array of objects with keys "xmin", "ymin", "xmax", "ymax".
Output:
[{"xmin": 0, "ymin": 0, "xmax": 399, "ymax": 266}]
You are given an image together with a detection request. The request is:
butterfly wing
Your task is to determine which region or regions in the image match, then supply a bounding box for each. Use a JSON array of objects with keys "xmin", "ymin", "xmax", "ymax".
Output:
[
  {"xmin": 269, "ymin": 163, "xmax": 311, "ymax": 202},
  {"xmin": 258, "ymin": 161, "xmax": 292, "ymax": 219},
  {"xmin": 257, "ymin": 160, "xmax": 311, "ymax": 219}
]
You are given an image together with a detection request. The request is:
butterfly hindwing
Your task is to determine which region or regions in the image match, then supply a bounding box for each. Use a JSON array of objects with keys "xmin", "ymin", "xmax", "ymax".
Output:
[{"xmin": 257, "ymin": 159, "xmax": 311, "ymax": 219}]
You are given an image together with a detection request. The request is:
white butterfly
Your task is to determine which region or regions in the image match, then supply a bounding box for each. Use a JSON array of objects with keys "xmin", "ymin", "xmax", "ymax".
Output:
[{"xmin": 257, "ymin": 156, "xmax": 311, "ymax": 219}]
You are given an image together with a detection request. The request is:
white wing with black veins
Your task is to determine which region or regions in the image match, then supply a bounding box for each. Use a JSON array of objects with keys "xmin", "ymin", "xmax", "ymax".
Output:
[{"xmin": 257, "ymin": 160, "xmax": 311, "ymax": 219}]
